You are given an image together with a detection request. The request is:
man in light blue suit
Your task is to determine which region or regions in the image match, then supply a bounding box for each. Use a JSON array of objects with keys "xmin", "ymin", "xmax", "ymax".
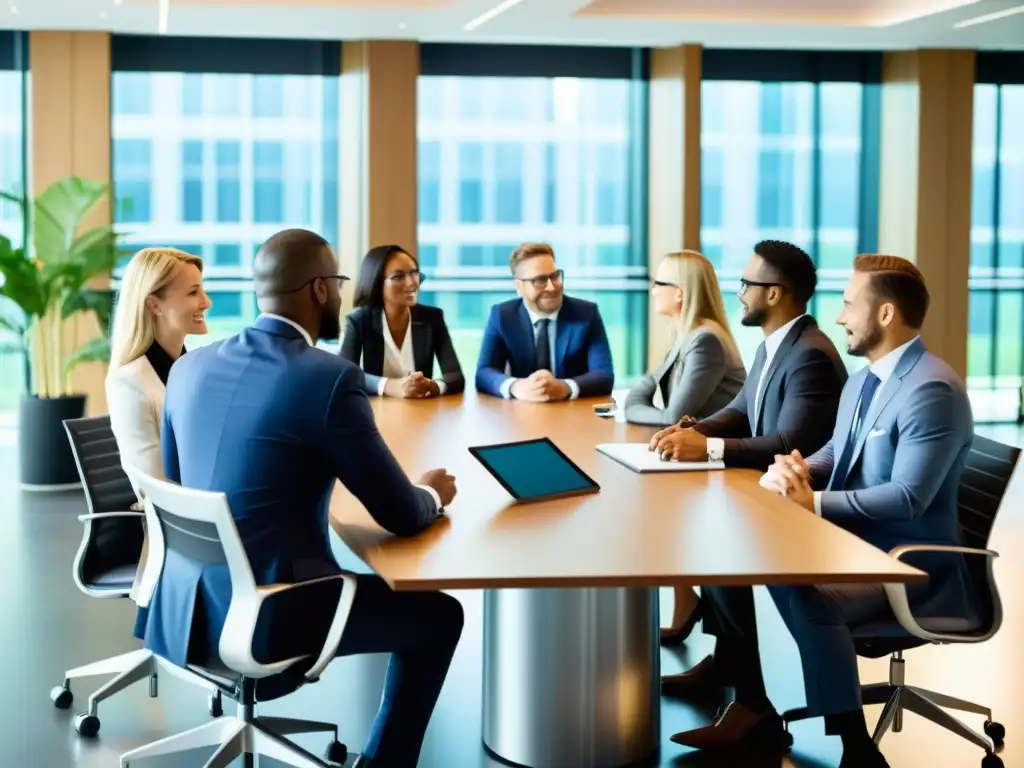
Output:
[
  {"xmin": 475, "ymin": 242, "xmax": 614, "ymax": 400},
  {"xmin": 153, "ymin": 228, "xmax": 463, "ymax": 768},
  {"xmin": 668, "ymin": 256, "xmax": 976, "ymax": 768}
]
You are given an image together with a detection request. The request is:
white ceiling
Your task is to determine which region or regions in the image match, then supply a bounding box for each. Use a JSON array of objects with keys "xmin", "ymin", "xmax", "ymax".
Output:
[{"xmin": 1, "ymin": 0, "xmax": 1023, "ymax": 50}]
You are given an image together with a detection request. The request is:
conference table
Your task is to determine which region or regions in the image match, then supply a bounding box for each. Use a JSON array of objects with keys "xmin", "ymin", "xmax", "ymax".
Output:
[{"xmin": 330, "ymin": 392, "xmax": 925, "ymax": 768}]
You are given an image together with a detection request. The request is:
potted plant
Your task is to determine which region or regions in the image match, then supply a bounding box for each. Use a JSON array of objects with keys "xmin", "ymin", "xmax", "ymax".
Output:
[{"xmin": 0, "ymin": 177, "xmax": 124, "ymax": 489}]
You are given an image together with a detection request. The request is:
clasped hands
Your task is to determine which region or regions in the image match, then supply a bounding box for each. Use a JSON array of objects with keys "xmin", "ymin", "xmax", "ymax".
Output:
[
  {"xmin": 386, "ymin": 371, "xmax": 441, "ymax": 399},
  {"xmin": 648, "ymin": 415, "xmax": 707, "ymax": 462},
  {"xmin": 759, "ymin": 449, "xmax": 815, "ymax": 512},
  {"xmin": 510, "ymin": 370, "xmax": 570, "ymax": 402}
]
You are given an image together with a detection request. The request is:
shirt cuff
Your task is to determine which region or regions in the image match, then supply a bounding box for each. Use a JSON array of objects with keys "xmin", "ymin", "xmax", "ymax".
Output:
[
  {"xmin": 706, "ymin": 437, "xmax": 725, "ymax": 462},
  {"xmin": 377, "ymin": 377, "xmax": 388, "ymax": 396},
  {"xmin": 813, "ymin": 491, "xmax": 823, "ymax": 516},
  {"xmin": 415, "ymin": 484, "xmax": 444, "ymax": 515},
  {"xmin": 435, "ymin": 379, "xmax": 448, "ymax": 396},
  {"xmin": 565, "ymin": 379, "xmax": 580, "ymax": 400},
  {"xmin": 500, "ymin": 377, "xmax": 517, "ymax": 399}
]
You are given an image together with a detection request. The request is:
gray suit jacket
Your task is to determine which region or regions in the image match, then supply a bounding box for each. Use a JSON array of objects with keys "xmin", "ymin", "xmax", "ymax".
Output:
[
  {"xmin": 623, "ymin": 328, "xmax": 746, "ymax": 427},
  {"xmin": 807, "ymin": 338, "xmax": 977, "ymax": 619}
]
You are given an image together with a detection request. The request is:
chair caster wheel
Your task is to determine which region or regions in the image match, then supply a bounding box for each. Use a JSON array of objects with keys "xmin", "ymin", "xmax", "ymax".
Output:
[
  {"xmin": 982, "ymin": 753, "xmax": 1003, "ymax": 768},
  {"xmin": 74, "ymin": 712, "xmax": 100, "ymax": 737},
  {"xmin": 208, "ymin": 693, "xmax": 223, "ymax": 717},
  {"xmin": 985, "ymin": 720, "xmax": 1005, "ymax": 748},
  {"xmin": 50, "ymin": 685, "xmax": 73, "ymax": 709},
  {"xmin": 325, "ymin": 740, "xmax": 347, "ymax": 765}
]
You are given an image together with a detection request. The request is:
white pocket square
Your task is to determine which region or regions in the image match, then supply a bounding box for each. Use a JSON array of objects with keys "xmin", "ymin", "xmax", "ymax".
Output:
[{"xmin": 868, "ymin": 427, "xmax": 886, "ymax": 438}]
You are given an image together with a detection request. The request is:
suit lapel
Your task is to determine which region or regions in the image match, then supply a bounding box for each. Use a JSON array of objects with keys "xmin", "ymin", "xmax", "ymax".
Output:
[
  {"xmin": 827, "ymin": 369, "xmax": 865, "ymax": 488},
  {"xmin": 753, "ymin": 316, "xmax": 814, "ymax": 434},
  {"xmin": 554, "ymin": 315, "xmax": 577, "ymax": 377},
  {"xmin": 364, "ymin": 310, "xmax": 385, "ymax": 374},
  {"xmin": 654, "ymin": 335, "xmax": 684, "ymax": 385},
  {"xmin": 843, "ymin": 339, "xmax": 926, "ymax": 479},
  {"xmin": 411, "ymin": 308, "xmax": 431, "ymax": 375}
]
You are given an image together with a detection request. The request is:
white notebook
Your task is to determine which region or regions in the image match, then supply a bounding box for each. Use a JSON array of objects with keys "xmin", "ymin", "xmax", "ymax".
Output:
[{"xmin": 596, "ymin": 442, "xmax": 725, "ymax": 473}]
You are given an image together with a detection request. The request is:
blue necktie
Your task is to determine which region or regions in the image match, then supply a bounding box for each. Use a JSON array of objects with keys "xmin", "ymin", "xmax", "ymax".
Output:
[
  {"xmin": 534, "ymin": 319, "xmax": 551, "ymax": 372},
  {"xmin": 829, "ymin": 372, "xmax": 880, "ymax": 491}
]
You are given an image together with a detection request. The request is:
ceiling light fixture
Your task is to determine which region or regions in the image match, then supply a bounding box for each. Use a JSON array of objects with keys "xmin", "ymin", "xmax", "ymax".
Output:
[
  {"xmin": 464, "ymin": 0, "xmax": 528, "ymax": 32},
  {"xmin": 158, "ymin": 0, "xmax": 170, "ymax": 34},
  {"xmin": 955, "ymin": 3, "xmax": 1024, "ymax": 27}
]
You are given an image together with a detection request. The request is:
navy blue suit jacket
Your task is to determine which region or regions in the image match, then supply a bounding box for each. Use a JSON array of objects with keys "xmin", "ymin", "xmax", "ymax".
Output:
[
  {"xmin": 474, "ymin": 296, "xmax": 614, "ymax": 398},
  {"xmin": 144, "ymin": 315, "xmax": 441, "ymax": 667}
]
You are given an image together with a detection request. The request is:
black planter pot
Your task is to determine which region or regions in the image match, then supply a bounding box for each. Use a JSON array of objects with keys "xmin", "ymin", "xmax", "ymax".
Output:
[{"xmin": 18, "ymin": 394, "xmax": 87, "ymax": 489}]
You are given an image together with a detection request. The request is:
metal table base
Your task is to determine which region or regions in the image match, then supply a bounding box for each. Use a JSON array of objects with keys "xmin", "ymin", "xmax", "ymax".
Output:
[{"xmin": 482, "ymin": 587, "xmax": 660, "ymax": 768}]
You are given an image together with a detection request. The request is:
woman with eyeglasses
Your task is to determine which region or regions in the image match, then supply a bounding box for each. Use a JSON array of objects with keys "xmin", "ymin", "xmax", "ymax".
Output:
[
  {"xmin": 340, "ymin": 244, "xmax": 464, "ymax": 397},
  {"xmin": 625, "ymin": 250, "xmax": 746, "ymax": 428},
  {"xmin": 625, "ymin": 251, "xmax": 746, "ymax": 645}
]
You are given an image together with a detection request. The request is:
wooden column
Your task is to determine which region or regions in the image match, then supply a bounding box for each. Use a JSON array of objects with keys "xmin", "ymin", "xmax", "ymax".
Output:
[
  {"xmin": 30, "ymin": 31, "xmax": 112, "ymax": 415},
  {"xmin": 878, "ymin": 50, "xmax": 974, "ymax": 380},
  {"xmin": 647, "ymin": 45, "xmax": 702, "ymax": 369},
  {"xmin": 339, "ymin": 41, "xmax": 419, "ymax": 308}
]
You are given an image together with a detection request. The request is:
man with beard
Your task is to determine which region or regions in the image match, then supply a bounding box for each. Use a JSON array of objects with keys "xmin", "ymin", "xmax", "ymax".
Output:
[
  {"xmin": 155, "ymin": 228, "xmax": 464, "ymax": 768},
  {"xmin": 475, "ymin": 242, "xmax": 614, "ymax": 401},
  {"xmin": 653, "ymin": 241, "xmax": 848, "ymax": 649},
  {"xmin": 670, "ymin": 255, "xmax": 976, "ymax": 768}
]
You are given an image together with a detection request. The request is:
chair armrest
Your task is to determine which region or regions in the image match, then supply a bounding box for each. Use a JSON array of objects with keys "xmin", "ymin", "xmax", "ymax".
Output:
[
  {"xmin": 883, "ymin": 544, "xmax": 1001, "ymax": 644},
  {"xmin": 220, "ymin": 574, "xmax": 358, "ymax": 682},
  {"xmin": 77, "ymin": 511, "xmax": 145, "ymax": 523}
]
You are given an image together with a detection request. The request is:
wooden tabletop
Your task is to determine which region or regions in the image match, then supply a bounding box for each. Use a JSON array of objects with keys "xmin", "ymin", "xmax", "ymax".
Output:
[{"xmin": 330, "ymin": 393, "xmax": 926, "ymax": 591}]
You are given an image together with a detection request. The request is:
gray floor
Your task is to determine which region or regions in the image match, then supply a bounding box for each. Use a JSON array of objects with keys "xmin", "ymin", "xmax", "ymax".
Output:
[{"xmin": 3, "ymin": 423, "xmax": 1021, "ymax": 768}]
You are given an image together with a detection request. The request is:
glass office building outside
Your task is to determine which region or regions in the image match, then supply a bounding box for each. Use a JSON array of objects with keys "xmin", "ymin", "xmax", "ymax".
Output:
[
  {"xmin": 969, "ymin": 53, "xmax": 1024, "ymax": 422},
  {"xmin": 415, "ymin": 45, "xmax": 649, "ymax": 383},
  {"xmin": 0, "ymin": 32, "xmax": 28, "ymax": 418},
  {"xmin": 700, "ymin": 50, "xmax": 881, "ymax": 370},
  {"xmin": 109, "ymin": 36, "xmax": 340, "ymax": 350}
]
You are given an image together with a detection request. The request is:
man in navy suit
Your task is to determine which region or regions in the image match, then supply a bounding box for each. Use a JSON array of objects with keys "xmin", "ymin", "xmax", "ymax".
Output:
[
  {"xmin": 475, "ymin": 242, "xmax": 614, "ymax": 401},
  {"xmin": 157, "ymin": 228, "xmax": 463, "ymax": 768},
  {"xmin": 668, "ymin": 256, "xmax": 976, "ymax": 768}
]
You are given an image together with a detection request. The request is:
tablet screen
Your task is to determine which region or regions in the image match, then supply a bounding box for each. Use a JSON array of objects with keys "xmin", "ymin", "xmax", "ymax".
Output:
[{"xmin": 470, "ymin": 438, "xmax": 599, "ymax": 502}]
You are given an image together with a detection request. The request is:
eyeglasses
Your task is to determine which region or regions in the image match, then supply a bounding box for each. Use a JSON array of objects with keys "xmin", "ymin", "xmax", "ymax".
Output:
[
  {"xmin": 266, "ymin": 274, "xmax": 350, "ymax": 295},
  {"xmin": 385, "ymin": 270, "xmax": 425, "ymax": 285},
  {"xmin": 738, "ymin": 278, "xmax": 782, "ymax": 295},
  {"xmin": 516, "ymin": 269, "xmax": 564, "ymax": 290}
]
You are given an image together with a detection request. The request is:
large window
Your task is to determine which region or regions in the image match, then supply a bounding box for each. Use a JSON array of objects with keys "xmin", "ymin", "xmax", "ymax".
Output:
[
  {"xmin": 416, "ymin": 45, "xmax": 649, "ymax": 382},
  {"xmin": 0, "ymin": 32, "xmax": 27, "ymax": 417},
  {"xmin": 700, "ymin": 51, "xmax": 881, "ymax": 369},
  {"xmin": 110, "ymin": 36, "xmax": 340, "ymax": 347},
  {"xmin": 969, "ymin": 62, "xmax": 1024, "ymax": 422}
]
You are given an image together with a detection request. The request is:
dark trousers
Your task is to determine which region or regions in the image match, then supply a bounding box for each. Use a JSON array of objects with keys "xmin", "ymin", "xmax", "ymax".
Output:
[
  {"xmin": 266, "ymin": 573, "xmax": 464, "ymax": 768},
  {"xmin": 701, "ymin": 583, "xmax": 888, "ymax": 726}
]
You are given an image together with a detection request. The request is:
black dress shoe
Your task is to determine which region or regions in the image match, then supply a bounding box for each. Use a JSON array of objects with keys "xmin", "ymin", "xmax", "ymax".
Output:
[{"xmin": 660, "ymin": 599, "xmax": 703, "ymax": 646}]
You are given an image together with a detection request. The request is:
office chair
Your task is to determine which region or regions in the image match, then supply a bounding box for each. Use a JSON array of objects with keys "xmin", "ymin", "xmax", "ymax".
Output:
[
  {"xmin": 53, "ymin": 416, "xmax": 220, "ymax": 737},
  {"xmin": 782, "ymin": 434, "xmax": 1020, "ymax": 768},
  {"xmin": 118, "ymin": 469, "xmax": 354, "ymax": 767}
]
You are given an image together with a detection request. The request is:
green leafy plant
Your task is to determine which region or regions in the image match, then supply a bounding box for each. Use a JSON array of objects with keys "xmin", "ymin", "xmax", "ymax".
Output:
[{"xmin": 0, "ymin": 177, "xmax": 124, "ymax": 399}]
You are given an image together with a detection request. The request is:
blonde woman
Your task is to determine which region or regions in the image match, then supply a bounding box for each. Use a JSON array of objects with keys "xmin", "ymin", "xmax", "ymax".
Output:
[
  {"xmin": 106, "ymin": 247, "xmax": 211, "ymax": 485},
  {"xmin": 625, "ymin": 250, "xmax": 746, "ymax": 427},
  {"xmin": 625, "ymin": 250, "xmax": 746, "ymax": 645}
]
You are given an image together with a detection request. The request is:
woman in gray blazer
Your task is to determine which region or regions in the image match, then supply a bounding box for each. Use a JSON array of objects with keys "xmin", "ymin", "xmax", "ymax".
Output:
[
  {"xmin": 625, "ymin": 250, "xmax": 746, "ymax": 427},
  {"xmin": 625, "ymin": 250, "xmax": 746, "ymax": 644}
]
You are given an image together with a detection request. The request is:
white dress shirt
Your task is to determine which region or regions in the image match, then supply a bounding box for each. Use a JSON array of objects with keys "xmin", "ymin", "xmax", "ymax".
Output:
[
  {"xmin": 376, "ymin": 310, "xmax": 447, "ymax": 397},
  {"xmin": 499, "ymin": 305, "xmax": 581, "ymax": 400},
  {"xmin": 811, "ymin": 335, "xmax": 920, "ymax": 515},
  {"xmin": 258, "ymin": 313, "xmax": 443, "ymax": 512},
  {"xmin": 707, "ymin": 314, "xmax": 808, "ymax": 461}
]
